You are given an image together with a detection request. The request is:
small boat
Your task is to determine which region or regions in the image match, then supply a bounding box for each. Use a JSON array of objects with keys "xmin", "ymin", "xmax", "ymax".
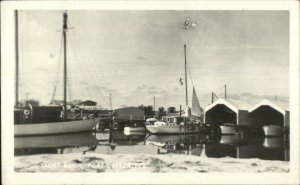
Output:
[
  {"xmin": 263, "ymin": 125, "xmax": 283, "ymax": 136},
  {"xmin": 220, "ymin": 123, "xmax": 236, "ymax": 135},
  {"xmin": 146, "ymin": 115, "xmax": 204, "ymax": 134},
  {"xmin": 14, "ymin": 11, "xmax": 98, "ymax": 136},
  {"xmin": 124, "ymin": 127, "xmax": 145, "ymax": 132}
]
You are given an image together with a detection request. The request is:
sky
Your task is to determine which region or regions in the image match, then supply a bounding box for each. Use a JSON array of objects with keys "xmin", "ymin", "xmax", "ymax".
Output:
[{"xmin": 17, "ymin": 10, "xmax": 289, "ymax": 109}]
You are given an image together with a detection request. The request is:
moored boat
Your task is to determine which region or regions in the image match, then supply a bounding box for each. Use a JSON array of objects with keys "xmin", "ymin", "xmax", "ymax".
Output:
[
  {"xmin": 15, "ymin": 118, "xmax": 97, "ymax": 136},
  {"xmin": 146, "ymin": 116, "xmax": 204, "ymax": 134},
  {"xmin": 14, "ymin": 11, "xmax": 98, "ymax": 136},
  {"xmin": 124, "ymin": 126, "xmax": 145, "ymax": 132},
  {"xmin": 220, "ymin": 123, "xmax": 236, "ymax": 135},
  {"xmin": 145, "ymin": 44, "xmax": 204, "ymax": 134}
]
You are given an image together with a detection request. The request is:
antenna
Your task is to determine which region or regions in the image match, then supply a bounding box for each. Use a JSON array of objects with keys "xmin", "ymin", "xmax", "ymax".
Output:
[
  {"xmin": 109, "ymin": 93, "xmax": 112, "ymax": 110},
  {"xmin": 224, "ymin": 84, "xmax": 227, "ymax": 98},
  {"xmin": 153, "ymin": 97, "xmax": 155, "ymax": 111}
]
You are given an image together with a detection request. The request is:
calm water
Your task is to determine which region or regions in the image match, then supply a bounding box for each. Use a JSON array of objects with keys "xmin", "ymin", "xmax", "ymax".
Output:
[{"xmin": 14, "ymin": 130, "xmax": 289, "ymax": 161}]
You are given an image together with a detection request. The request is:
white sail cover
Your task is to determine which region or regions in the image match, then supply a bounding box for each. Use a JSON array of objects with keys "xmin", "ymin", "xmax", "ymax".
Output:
[
  {"xmin": 191, "ymin": 87, "xmax": 203, "ymax": 118},
  {"xmin": 183, "ymin": 106, "xmax": 191, "ymax": 117}
]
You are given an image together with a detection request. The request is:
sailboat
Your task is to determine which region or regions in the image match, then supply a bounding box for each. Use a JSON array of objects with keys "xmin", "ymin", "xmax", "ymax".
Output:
[
  {"xmin": 146, "ymin": 45, "xmax": 205, "ymax": 134},
  {"xmin": 14, "ymin": 11, "xmax": 98, "ymax": 136}
]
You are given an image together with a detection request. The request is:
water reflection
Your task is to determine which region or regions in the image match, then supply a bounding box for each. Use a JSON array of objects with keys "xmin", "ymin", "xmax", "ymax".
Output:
[
  {"xmin": 145, "ymin": 134, "xmax": 207, "ymax": 156},
  {"xmin": 205, "ymin": 135, "xmax": 289, "ymax": 161},
  {"xmin": 15, "ymin": 132, "xmax": 98, "ymax": 156},
  {"xmin": 14, "ymin": 130, "xmax": 289, "ymax": 161}
]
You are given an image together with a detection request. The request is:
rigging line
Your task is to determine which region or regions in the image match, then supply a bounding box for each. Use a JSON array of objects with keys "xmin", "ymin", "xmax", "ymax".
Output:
[
  {"xmin": 187, "ymin": 63, "xmax": 195, "ymax": 87},
  {"xmin": 68, "ymin": 46, "xmax": 110, "ymax": 108},
  {"xmin": 50, "ymin": 33, "xmax": 64, "ymax": 103},
  {"xmin": 68, "ymin": 33, "xmax": 110, "ymax": 105},
  {"xmin": 68, "ymin": 35, "xmax": 109, "ymax": 105},
  {"xmin": 71, "ymin": 39, "xmax": 111, "ymax": 99},
  {"xmin": 68, "ymin": 19, "xmax": 111, "ymax": 95}
]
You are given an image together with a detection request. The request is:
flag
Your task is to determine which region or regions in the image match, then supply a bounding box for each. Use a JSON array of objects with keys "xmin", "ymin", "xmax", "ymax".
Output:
[{"xmin": 179, "ymin": 78, "xmax": 183, "ymax": 85}]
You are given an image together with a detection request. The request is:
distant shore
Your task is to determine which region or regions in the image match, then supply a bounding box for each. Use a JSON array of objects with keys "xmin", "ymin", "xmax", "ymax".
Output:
[{"xmin": 15, "ymin": 153, "xmax": 289, "ymax": 173}]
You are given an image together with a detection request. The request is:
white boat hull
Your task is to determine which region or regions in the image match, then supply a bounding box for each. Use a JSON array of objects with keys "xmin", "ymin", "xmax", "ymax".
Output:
[
  {"xmin": 146, "ymin": 125, "xmax": 202, "ymax": 134},
  {"xmin": 15, "ymin": 119, "xmax": 97, "ymax": 136},
  {"xmin": 124, "ymin": 127, "xmax": 145, "ymax": 132},
  {"xmin": 263, "ymin": 125, "xmax": 283, "ymax": 136},
  {"xmin": 220, "ymin": 125, "xmax": 236, "ymax": 135}
]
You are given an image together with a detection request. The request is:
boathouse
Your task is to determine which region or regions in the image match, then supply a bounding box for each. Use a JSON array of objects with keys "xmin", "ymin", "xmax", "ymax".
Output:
[
  {"xmin": 113, "ymin": 107, "xmax": 145, "ymax": 121},
  {"xmin": 204, "ymin": 98, "xmax": 290, "ymax": 128},
  {"xmin": 248, "ymin": 99, "xmax": 289, "ymax": 128},
  {"xmin": 204, "ymin": 98, "xmax": 256, "ymax": 126}
]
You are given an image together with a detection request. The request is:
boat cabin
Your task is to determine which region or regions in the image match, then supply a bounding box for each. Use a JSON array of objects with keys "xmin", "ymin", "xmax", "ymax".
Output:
[
  {"xmin": 14, "ymin": 105, "xmax": 63, "ymax": 124},
  {"xmin": 161, "ymin": 116, "xmax": 184, "ymax": 124}
]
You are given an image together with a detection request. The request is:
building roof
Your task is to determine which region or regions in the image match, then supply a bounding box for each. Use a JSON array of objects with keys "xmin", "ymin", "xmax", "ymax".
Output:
[
  {"xmin": 248, "ymin": 99, "xmax": 289, "ymax": 115},
  {"xmin": 204, "ymin": 98, "xmax": 289, "ymax": 114},
  {"xmin": 205, "ymin": 98, "xmax": 251, "ymax": 113},
  {"xmin": 113, "ymin": 106, "xmax": 145, "ymax": 120}
]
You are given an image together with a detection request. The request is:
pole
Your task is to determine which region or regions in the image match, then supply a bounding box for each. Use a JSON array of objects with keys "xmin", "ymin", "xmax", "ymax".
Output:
[
  {"xmin": 26, "ymin": 92, "xmax": 29, "ymax": 105},
  {"xmin": 180, "ymin": 105, "xmax": 182, "ymax": 118},
  {"xmin": 110, "ymin": 93, "xmax": 112, "ymax": 110},
  {"xmin": 15, "ymin": 10, "xmax": 19, "ymax": 108},
  {"xmin": 224, "ymin": 84, "xmax": 227, "ymax": 99},
  {"xmin": 153, "ymin": 97, "xmax": 155, "ymax": 111},
  {"xmin": 211, "ymin": 92, "xmax": 214, "ymax": 103},
  {"xmin": 63, "ymin": 11, "xmax": 68, "ymax": 120},
  {"xmin": 184, "ymin": 44, "xmax": 188, "ymax": 107}
]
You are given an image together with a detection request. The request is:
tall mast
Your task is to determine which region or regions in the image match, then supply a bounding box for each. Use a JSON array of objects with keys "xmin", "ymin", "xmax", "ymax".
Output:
[
  {"xmin": 63, "ymin": 11, "xmax": 68, "ymax": 119},
  {"xmin": 184, "ymin": 44, "xmax": 188, "ymax": 107},
  {"xmin": 15, "ymin": 10, "xmax": 19, "ymax": 107}
]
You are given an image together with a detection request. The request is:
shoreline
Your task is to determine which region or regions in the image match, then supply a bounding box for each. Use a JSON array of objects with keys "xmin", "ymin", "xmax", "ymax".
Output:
[{"xmin": 15, "ymin": 153, "xmax": 289, "ymax": 173}]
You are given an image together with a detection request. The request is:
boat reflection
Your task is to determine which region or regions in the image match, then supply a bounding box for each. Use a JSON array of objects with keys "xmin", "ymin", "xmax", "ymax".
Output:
[
  {"xmin": 145, "ymin": 134, "xmax": 208, "ymax": 156},
  {"xmin": 95, "ymin": 130, "xmax": 154, "ymax": 155},
  {"xmin": 15, "ymin": 132, "xmax": 98, "ymax": 156},
  {"xmin": 15, "ymin": 129, "xmax": 289, "ymax": 161},
  {"xmin": 205, "ymin": 135, "xmax": 289, "ymax": 161}
]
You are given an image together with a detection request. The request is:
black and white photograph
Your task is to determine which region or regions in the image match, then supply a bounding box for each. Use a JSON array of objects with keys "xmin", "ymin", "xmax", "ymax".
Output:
[{"xmin": 1, "ymin": 1, "xmax": 299, "ymax": 184}]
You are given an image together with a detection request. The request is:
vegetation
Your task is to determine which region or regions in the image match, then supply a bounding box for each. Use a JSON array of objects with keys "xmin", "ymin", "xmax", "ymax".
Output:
[
  {"xmin": 138, "ymin": 105, "xmax": 153, "ymax": 115},
  {"xmin": 167, "ymin": 106, "xmax": 176, "ymax": 113},
  {"xmin": 156, "ymin": 106, "xmax": 166, "ymax": 118}
]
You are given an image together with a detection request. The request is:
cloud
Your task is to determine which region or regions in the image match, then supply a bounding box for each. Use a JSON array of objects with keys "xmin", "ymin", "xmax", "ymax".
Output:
[{"xmin": 136, "ymin": 56, "xmax": 148, "ymax": 61}]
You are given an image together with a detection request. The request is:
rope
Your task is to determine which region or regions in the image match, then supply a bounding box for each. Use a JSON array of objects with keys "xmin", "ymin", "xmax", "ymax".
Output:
[
  {"xmin": 67, "ymin": 29, "xmax": 110, "ymax": 106},
  {"xmin": 187, "ymin": 63, "xmax": 195, "ymax": 87},
  {"xmin": 50, "ymin": 33, "xmax": 64, "ymax": 103}
]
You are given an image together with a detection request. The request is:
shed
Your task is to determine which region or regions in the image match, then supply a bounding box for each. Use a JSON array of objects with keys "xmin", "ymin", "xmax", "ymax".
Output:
[
  {"xmin": 248, "ymin": 99, "xmax": 289, "ymax": 127},
  {"xmin": 114, "ymin": 106, "xmax": 145, "ymax": 121},
  {"xmin": 204, "ymin": 98, "xmax": 257, "ymax": 126}
]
